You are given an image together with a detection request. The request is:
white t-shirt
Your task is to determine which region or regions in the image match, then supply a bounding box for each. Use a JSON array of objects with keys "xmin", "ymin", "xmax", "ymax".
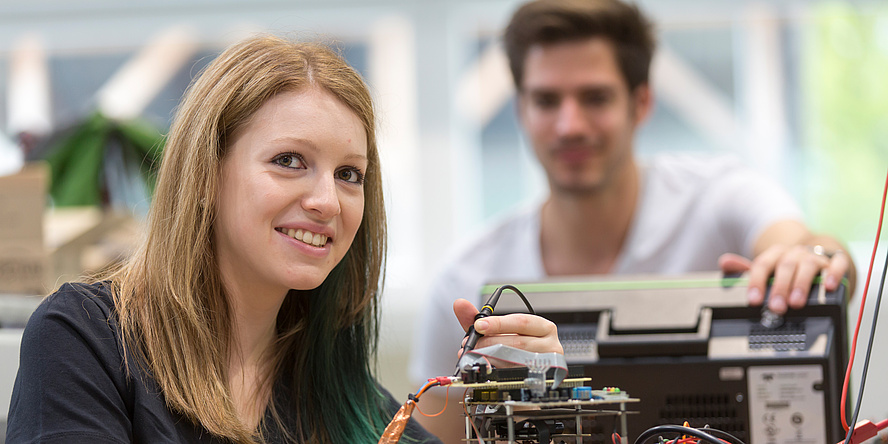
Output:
[{"xmin": 408, "ymin": 154, "xmax": 804, "ymax": 382}]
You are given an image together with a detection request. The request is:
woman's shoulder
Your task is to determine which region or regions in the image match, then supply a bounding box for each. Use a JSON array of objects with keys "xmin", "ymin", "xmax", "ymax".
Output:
[
  {"xmin": 40, "ymin": 281, "xmax": 115, "ymax": 312},
  {"xmin": 27, "ymin": 281, "xmax": 119, "ymax": 338}
]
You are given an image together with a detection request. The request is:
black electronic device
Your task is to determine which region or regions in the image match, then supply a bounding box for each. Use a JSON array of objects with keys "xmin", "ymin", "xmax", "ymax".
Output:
[{"xmin": 491, "ymin": 272, "xmax": 849, "ymax": 444}]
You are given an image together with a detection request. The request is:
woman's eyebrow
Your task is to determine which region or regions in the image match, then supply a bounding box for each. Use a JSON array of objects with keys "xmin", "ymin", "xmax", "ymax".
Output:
[{"xmin": 269, "ymin": 136, "xmax": 368, "ymax": 162}]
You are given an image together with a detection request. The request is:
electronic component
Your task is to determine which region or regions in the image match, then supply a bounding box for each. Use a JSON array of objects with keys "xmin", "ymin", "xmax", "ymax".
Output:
[
  {"xmin": 381, "ymin": 284, "xmax": 642, "ymax": 444},
  {"xmin": 839, "ymin": 419, "xmax": 888, "ymax": 444},
  {"xmin": 492, "ymin": 272, "xmax": 849, "ymax": 443},
  {"xmin": 455, "ymin": 356, "xmax": 639, "ymax": 443}
]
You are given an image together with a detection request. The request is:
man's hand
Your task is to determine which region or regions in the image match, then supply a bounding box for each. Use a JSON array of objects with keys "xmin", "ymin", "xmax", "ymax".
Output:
[
  {"xmin": 719, "ymin": 244, "xmax": 851, "ymax": 315},
  {"xmin": 452, "ymin": 298, "xmax": 563, "ymax": 362}
]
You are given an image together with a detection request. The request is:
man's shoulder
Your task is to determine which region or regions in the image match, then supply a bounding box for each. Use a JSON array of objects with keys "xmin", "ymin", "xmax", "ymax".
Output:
[
  {"xmin": 643, "ymin": 153, "xmax": 766, "ymax": 198},
  {"xmin": 646, "ymin": 153, "xmax": 748, "ymax": 181}
]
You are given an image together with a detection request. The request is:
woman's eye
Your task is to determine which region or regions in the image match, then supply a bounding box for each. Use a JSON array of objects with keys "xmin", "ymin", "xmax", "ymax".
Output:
[
  {"xmin": 337, "ymin": 168, "xmax": 364, "ymax": 184},
  {"xmin": 273, "ymin": 153, "xmax": 304, "ymax": 169}
]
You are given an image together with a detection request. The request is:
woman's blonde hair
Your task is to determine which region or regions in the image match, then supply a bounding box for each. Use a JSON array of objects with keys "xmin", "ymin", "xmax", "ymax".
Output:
[{"xmin": 102, "ymin": 35, "xmax": 386, "ymax": 443}]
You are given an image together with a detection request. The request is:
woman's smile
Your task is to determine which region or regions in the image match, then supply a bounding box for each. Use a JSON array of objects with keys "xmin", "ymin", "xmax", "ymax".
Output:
[{"xmin": 274, "ymin": 226, "xmax": 330, "ymax": 248}]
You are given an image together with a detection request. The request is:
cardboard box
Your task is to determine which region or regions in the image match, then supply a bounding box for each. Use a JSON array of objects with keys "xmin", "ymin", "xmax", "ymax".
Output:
[
  {"xmin": 0, "ymin": 163, "xmax": 49, "ymax": 294},
  {"xmin": 0, "ymin": 163, "xmax": 47, "ymax": 245},
  {"xmin": 45, "ymin": 207, "xmax": 135, "ymax": 284},
  {"xmin": 0, "ymin": 243, "xmax": 47, "ymax": 295},
  {"xmin": 1, "ymin": 163, "xmax": 138, "ymax": 296}
]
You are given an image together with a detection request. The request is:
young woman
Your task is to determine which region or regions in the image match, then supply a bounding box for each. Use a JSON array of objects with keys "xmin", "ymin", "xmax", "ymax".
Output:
[{"xmin": 6, "ymin": 35, "xmax": 562, "ymax": 443}]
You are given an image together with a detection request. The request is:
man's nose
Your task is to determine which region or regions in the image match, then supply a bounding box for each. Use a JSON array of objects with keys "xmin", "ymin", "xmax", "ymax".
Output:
[{"xmin": 555, "ymin": 98, "xmax": 588, "ymax": 138}]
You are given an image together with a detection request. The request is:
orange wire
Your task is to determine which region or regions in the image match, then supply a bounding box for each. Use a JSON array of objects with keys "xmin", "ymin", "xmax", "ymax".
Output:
[
  {"xmin": 415, "ymin": 381, "xmax": 435, "ymax": 398},
  {"xmin": 463, "ymin": 388, "xmax": 484, "ymax": 444},
  {"xmin": 415, "ymin": 383, "xmax": 433, "ymax": 398},
  {"xmin": 415, "ymin": 385, "xmax": 450, "ymax": 417},
  {"xmin": 841, "ymin": 168, "xmax": 888, "ymax": 432}
]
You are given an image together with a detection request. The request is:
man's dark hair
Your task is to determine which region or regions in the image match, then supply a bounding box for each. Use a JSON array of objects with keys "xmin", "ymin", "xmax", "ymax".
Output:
[{"xmin": 504, "ymin": 0, "xmax": 656, "ymax": 91}]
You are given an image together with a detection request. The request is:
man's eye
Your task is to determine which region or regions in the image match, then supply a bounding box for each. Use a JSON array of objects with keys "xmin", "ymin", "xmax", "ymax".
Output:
[
  {"xmin": 337, "ymin": 168, "xmax": 364, "ymax": 184},
  {"xmin": 582, "ymin": 94, "xmax": 609, "ymax": 107},
  {"xmin": 533, "ymin": 95, "xmax": 559, "ymax": 109}
]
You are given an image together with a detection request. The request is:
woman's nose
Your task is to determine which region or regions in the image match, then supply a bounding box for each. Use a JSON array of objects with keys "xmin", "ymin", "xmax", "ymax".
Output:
[{"xmin": 301, "ymin": 174, "xmax": 341, "ymax": 219}]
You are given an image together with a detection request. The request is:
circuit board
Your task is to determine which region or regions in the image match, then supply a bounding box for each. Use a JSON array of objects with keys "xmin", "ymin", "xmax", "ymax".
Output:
[{"xmin": 457, "ymin": 372, "xmax": 639, "ymax": 443}]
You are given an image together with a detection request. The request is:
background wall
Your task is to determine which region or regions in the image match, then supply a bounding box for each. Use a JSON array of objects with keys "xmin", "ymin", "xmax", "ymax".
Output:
[{"xmin": 1, "ymin": 0, "xmax": 886, "ymax": 440}]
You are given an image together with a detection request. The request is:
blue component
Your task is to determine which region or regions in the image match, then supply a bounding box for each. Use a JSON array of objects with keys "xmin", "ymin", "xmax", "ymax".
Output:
[{"xmin": 572, "ymin": 386, "xmax": 593, "ymax": 400}]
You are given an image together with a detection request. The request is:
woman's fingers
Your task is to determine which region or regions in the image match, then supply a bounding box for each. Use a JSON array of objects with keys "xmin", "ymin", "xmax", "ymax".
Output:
[
  {"xmin": 453, "ymin": 298, "xmax": 480, "ymax": 332},
  {"xmin": 452, "ymin": 299, "xmax": 564, "ymax": 359},
  {"xmin": 473, "ymin": 313, "xmax": 562, "ymax": 354}
]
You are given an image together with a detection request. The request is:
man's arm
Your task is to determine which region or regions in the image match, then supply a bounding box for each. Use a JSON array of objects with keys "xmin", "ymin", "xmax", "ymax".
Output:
[{"xmin": 720, "ymin": 219, "xmax": 856, "ymax": 314}]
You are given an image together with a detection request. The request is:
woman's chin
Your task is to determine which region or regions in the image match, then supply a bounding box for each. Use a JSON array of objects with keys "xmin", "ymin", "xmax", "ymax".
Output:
[{"xmin": 285, "ymin": 275, "xmax": 328, "ymax": 292}]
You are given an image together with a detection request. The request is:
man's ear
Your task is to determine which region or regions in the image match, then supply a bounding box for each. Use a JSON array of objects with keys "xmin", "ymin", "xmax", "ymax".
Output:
[
  {"xmin": 515, "ymin": 91, "xmax": 528, "ymax": 124},
  {"xmin": 632, "ymin": 83, "xmax": 654, "ymax": 126}
]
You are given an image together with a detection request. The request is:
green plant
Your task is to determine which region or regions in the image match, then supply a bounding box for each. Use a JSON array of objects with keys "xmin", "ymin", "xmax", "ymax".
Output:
[{"xmin": 44, "ymin": 111, "xmax": 165, "ymax": 207}]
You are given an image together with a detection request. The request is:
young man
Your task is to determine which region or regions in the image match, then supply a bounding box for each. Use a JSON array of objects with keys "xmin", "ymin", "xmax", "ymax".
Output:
[{"xmin": 411, "ymin": 0, "xmax": 854, "ymax": 440}]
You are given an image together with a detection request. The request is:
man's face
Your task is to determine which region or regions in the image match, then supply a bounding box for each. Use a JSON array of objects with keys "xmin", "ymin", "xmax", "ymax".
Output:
[{"xmin": 518, "ymin": 38, "xmax": 651, "ymax": 196}]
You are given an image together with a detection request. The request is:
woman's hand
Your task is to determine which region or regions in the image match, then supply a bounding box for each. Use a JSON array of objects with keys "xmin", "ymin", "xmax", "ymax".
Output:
[{"xmin": 452, "ymin": 298, "xmax": 563, "ymax": 363}]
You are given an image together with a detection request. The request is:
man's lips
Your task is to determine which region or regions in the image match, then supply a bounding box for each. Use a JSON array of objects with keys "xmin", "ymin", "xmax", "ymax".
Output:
[{"xmin": 552, "ymin": 146, "xmax": 598, "ymax": 163}]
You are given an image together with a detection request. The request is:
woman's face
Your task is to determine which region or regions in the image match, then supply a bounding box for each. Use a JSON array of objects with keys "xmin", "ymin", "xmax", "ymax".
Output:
[{"xmin": 214, "ymin": 87, "xmax": 367, "ymax": 299}]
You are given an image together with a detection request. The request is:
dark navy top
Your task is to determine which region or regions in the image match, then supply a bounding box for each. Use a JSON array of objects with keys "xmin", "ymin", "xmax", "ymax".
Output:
[{"xmin": 6, "ymin": 282, "xmax": 440, "ymax": 444}]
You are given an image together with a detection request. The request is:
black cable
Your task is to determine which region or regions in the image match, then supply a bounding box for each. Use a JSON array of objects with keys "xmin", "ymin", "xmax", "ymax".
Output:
[
  {"xmin": 453, "ymin": 284, "xmax": 535, "ymax": 375},
  {"xmin": 633, "ymin": 425, "xmax": 726, "ymax": 444},
  {"xmin": 481, "ymin": 284, "xmax": 534, "ymax": 315},
  {"xmin": 843, "ymin": 241, "xmax": 888, "ymax": 444},
  {"xmin": 699, "ymin": 427, "xmax": 745, "ymax": 444}
]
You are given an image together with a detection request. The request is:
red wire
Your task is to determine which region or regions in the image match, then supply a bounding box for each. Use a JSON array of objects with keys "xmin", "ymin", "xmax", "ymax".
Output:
[
  {"xmin": 669, "ymin": 438, "xmax": 729, "ymax": 444},
  {"xmin": 841, "ymin": 168, "xmax": 888, "ymax": 432}
]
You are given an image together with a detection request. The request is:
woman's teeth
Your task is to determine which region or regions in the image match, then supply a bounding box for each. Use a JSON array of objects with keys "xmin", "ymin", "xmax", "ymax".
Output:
[{"xmin": 278, "ymin": 228, "xmax": 328, "ymax": 247}]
